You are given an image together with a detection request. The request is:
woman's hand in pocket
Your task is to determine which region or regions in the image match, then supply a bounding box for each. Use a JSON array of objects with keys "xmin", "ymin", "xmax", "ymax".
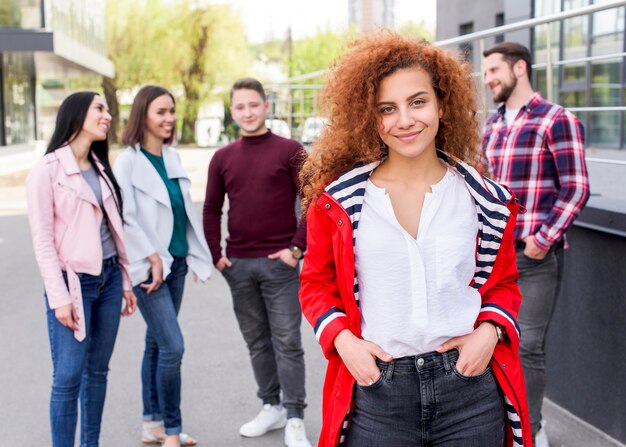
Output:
[
  {"xmin": 141, "ymin": 253, "xmax": 163, "ymax": 294},
  {"xmin": 436, "ymin": 323, "xmax": 498, "ymax": 376},
  {"xmin": 334, "ymin": 329, "xmax": 392, "ymax": 386}
]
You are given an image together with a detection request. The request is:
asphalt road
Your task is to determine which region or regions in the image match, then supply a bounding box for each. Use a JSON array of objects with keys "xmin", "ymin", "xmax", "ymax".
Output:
[
  {"xmin": 0, "ymin": 210, "xmax": 326, "ymax": 446},
  {"xmin": 1, "ymin": 146, "xmax": 624, "ymax": 446}
]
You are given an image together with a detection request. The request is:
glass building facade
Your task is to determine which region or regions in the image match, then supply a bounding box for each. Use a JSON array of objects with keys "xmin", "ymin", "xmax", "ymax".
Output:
[
  {"xmin": 0, "ymin": 0, "xmax": 41, "ymax": 146},
  {"xmin": 533, "ymin": 0, "xmax": 626, "ymax": 148},
  {"xmin": 0, "ymin": 0, "xmax": 111, "ymax": 148},
  {"xmin": 1, "ymin": 52, "xmax": 36, "ymax": 146}
]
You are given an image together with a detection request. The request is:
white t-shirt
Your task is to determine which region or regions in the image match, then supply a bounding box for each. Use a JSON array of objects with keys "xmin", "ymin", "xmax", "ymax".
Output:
[
  {"xmin": 505, "ymin": 107, "xmax": 521, "ymax": 126},
  {"xmin": 354, "ymin": 164, "xmax": 480, "ymax": 358}
]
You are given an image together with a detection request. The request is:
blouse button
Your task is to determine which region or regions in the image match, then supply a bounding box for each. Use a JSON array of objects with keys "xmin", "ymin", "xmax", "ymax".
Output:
[
  {"xmin": 324, "ymin": 204, "xmax": 331, "ymax": 210},
  {"xmin": 338, "ymin": 220, "xmax": 343, "ymax": 226}
]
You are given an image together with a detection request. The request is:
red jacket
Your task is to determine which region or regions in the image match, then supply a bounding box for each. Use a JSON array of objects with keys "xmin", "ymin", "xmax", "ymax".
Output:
[{"xmin": 300, "ymin": 153, "xmax": 531, "ymax": 447}]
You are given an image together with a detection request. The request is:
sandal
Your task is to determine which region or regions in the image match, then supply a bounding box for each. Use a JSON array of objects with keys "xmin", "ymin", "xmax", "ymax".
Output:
[
  {"xmin": 178, "ymin": 433, "xmax": 198, "ymax": 446},
  {"xmin": 142, "ymin": 420, "xmax": 198, "ymax": 446},
  {"xmin": 142, "ymin": 421, "xmax": 165, "ymax": 445},
  {"xmin": 161, "ymin": 433, "xmax": 198, "ymax": 446}
]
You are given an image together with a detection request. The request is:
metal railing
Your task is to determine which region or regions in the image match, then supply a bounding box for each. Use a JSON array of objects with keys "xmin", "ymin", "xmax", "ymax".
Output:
[
  {"xmin": 436, "ymin": 0, "xmax": 626, "ymax": 121},
  {"xmin": 268, "ymin": 0, "xmax": 626, "ymax": 151}
]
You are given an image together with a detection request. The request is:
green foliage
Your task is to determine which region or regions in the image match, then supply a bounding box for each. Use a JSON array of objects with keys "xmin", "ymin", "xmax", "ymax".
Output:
[
  {"xmin": 0, "ymin": 1, "xmax": 21, "ymax": 27},
  {"xmin": 290, "ymin": 28, "xmax": 355, "ymax": 78},
  {"xmin": 396, "ymin": 21, "xmax": 434, "ymax": 42},
  {"xmin": 105, "ymin": 0, "xmax": 251, "ymax": 143},
  {"xmin": 255, "ymin": 28, "xmax": 356, "ymax": 124}
]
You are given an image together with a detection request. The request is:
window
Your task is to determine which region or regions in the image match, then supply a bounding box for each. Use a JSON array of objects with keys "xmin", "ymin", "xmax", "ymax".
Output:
[
  {"xmin": 2, "ymin": 52, "xmax": 36, "ymax": 145},
  {"xmin": 495, "ymin": 13, "xmax": 505, "ymax": 43},
  {"xmin": 459, "ymin": 22, "xmax": 474, "ymax": 62}
]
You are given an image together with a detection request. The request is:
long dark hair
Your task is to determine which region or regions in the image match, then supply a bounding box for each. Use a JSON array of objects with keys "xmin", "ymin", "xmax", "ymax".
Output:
[
  {"xmin": 122, "ymin": 85, "xmax": 176, "ymax": 147},
  {"xmin": 46, "ymin": 91, "xmax": 124, "ymax": 220}
]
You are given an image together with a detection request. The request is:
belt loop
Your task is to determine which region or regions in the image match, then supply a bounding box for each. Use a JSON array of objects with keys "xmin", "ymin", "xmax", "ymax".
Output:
[
  {"xmin": 385, "ymin": 358, "xmax": 395, "ymax": 381},
  {"xmin": 442, "ymin": 351, "xmax": 451, "ymax": 374}
]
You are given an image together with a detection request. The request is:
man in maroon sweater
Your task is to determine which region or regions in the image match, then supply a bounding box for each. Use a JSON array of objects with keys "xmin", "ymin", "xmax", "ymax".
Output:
[{"xmin": 202, "ymin": 78, "xmax": 310, "ymax": 447}]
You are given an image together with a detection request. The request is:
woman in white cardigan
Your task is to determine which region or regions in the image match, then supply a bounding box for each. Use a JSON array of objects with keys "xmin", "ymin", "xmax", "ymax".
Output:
[{"xmin": 114, "ymin": 85, "xmax": 212, "ymax": 447}]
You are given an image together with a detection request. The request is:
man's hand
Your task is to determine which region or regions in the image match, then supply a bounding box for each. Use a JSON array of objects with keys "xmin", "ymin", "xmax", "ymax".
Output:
[
  {"xmin": 436, "ymin": 323, "xmax": 498, "ymax": 376},
  {"xmin": 216, "ymin": 256, "xmax": 232, "ymax": 272},
  {"xmin": 333, "ymin": 329, "xmax": 392, "ymax": 386},
  {"xmin": 267, "ymin": 248, "xmax": 298, "ymax": 268},
  {"xmin": 55, "ymin": 304, "xmax": 79, "ymax": 331},
  {"xmin": 523, "ymin": 236, "xmax": 549, "ymax": 260}
]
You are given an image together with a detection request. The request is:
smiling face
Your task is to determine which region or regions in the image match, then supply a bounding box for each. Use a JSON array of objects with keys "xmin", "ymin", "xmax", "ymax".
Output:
[
  {"xmin": 484, "ymin": 53, "xmax": 519, "ymax": 103},
  {"xmin": 230, "ymin": 88, "xmax": 269, "ymax": 136},
  {"xmin": 80, "ymin": 95, "xmax": 111, "ymax": 142},
  {"xmin": 376, "ymin": 67, "xmax": 442, "ymax": 161},
  {"xmin": 145, "ymin": 93, "xmax": 176, "ymax": 142}
]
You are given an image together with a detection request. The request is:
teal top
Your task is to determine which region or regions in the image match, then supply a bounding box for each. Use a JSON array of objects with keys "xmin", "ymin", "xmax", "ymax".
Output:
[{"xmin": 141, "ymin": 148, "xmax": 189, "ymax": 257}]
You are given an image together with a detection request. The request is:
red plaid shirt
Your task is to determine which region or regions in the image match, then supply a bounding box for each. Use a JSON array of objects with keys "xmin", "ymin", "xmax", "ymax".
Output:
[{"xmin": 482, "ymin": 93, "xmax": 590, "ymax": 250}]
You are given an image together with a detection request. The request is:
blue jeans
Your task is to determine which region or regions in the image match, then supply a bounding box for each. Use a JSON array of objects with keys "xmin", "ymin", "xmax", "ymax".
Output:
[
  {"xmin": 135, "ymin": 256, "xmax": 188, "ymax": 435},
  {"xmin": 345, "ymin": 350, "xmax": 506, "ymax": 446},
  {"xmin": 222, "ymin": 257, "xmax": 306, "ymax": 419},
  {"xmin": 516, "ymin": 243, "xmax": 564, "ymax": 436},
  {"xmin": 46, "ymin": 257, "xmax": 123, "ymax": 447}
]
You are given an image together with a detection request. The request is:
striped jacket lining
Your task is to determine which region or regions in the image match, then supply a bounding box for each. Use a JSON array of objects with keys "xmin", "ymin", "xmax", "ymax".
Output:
[{"xmin": 316, "ymin": 151, "xmax": 523, "ymax": 447}]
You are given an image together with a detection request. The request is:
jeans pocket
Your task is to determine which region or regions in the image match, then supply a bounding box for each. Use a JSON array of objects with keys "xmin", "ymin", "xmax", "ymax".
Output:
[
  {"xmin": 356, "ymin": 372, "xmax": 385, "ymax": 391},
  {"xmin": 452, "ymin": 363, "xmax": 492, "ymax": 382},
  {"xmin": 276, "ymin": 258, "xmax": 296, "ymax": 270},
  {"xmin": 521, "ymin": 253, "xmax": 546, "ymax": 264}
]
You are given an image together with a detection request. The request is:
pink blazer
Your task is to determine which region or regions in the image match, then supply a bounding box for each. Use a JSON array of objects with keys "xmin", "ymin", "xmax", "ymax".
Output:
[{"xmin": 26, "ymin": 145, "xmax": 132, "ymax": 341}]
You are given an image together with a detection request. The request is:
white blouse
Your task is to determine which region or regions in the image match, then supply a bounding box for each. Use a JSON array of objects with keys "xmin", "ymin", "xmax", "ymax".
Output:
[{"xmin": 354, "ymin": 164, "xmax": 480, "ymax": 358}]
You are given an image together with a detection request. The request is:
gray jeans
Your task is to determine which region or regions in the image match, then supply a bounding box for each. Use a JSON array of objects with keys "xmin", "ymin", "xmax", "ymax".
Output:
[
  {"xmin": 222, "ymin": 257, "xmax": 306, "ymax": 419},
  {"xmin": 516, "ymin": 243, "xmax": 564, "ymax": 436}
]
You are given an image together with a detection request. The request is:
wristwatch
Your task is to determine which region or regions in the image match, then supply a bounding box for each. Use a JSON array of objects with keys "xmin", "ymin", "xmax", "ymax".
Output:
[
  {"xmin": 493, "ymin": 324, "xmax": 505, "ymax": 342},
  {"xmin": 289, "ymin": 245, "xmax": 303, "ymax": 260}
]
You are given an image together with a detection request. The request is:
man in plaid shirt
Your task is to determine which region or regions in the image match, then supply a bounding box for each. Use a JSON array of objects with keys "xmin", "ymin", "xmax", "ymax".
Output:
[{"xmin": 482, "ymin": 42, "xmax": 590, "ymax": 446}]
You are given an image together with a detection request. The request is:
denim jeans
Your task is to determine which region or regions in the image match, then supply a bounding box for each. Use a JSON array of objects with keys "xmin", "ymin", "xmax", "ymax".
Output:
[
  {"xmin": 516, "ymin": 244, "xmax": 564, "ymax": 436},
  {"xmin": 46, "ymin": 256, "xmax": 123, "ymax": 447},
  {"xmin": 134, "ymin": 256, "xmax": 188, "ymax": 435},
  {"xmin": 345, "ymin": 350, "xmax": 506, "ymax": 446},
  {"xmin": 222, "ymin": 257, "xmax": 306, "ymax": 419}
]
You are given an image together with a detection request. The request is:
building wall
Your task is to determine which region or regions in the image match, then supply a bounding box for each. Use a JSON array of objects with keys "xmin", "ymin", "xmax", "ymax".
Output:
[
  {"xmin": 0, "ymin": 0, "xmax": 113, "ymax": 152},
  {"xmin": 546, "ymin": 214, "xmax": 626, "ymax": 444},
  {"xmin": 437, "ymin": 0, "xmax": 625, "ymax": 149},
  {"xmin": 349, "ymin": 0, "xmax": 395, "ymax": 33},
  {"xmin": 436, "ymin": 0, "xmax": 531, "ymax": 69}
]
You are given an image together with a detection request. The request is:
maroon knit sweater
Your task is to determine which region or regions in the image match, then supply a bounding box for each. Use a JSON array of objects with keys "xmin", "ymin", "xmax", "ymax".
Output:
[{"xmin": 202, "ymin": 131, "xmax": 307, "ymax": 264}]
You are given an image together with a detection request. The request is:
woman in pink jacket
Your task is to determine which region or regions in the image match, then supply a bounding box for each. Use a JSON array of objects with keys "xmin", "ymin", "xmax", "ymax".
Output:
[
  {"xmin": 299, "ymin": 34, "xmax": 531, "ymax": 446},
  {"xmin": 26, "ymin": 91, "xmax": 136, "ymax": 447}
]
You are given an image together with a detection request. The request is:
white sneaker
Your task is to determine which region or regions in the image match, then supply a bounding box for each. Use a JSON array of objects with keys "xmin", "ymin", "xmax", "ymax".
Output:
[
  {"xmin": 239, "ymin": 403, "xmax": 287, "ymax": 437},
  {"xmin": 284, "ymin": 418, "xmax": 312, "ymax": 447},
  {"xmin": 535, "ymin": 419, "xmax": 550, "ymax": 447}
]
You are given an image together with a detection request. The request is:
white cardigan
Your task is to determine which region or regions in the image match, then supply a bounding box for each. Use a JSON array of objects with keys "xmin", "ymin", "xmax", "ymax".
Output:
[{"xmin": 114, "ymin": 145, "xmax": 213, "ymax": 286}]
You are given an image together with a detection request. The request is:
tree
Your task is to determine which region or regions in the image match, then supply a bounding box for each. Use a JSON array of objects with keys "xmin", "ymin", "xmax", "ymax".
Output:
[
  {"xmin": 104, "ymin": 0, "xmax": 173, "ymax": 142},
  {"xmin": 170, "ymin": 2, "xmax": 251, "ymax": 143},
  {"xmin": 396, "ymin": 21, "xmax": 434, "ymax": 42},
  {"xmin": 288, "ymin": 28, "xmax": 356, "ymax": 122},
  {"xmin": 0, "ymin": 1, "xmax": 20, "ymax": 27},
  {"xmin": 105, "ymin": 0, "xmax": 250, "ymax": 144}
]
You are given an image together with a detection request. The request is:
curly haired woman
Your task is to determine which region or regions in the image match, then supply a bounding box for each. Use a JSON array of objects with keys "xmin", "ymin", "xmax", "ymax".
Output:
[{"xmin": 299, "ymin": 32, "xmax": 531, "ymax": 447}]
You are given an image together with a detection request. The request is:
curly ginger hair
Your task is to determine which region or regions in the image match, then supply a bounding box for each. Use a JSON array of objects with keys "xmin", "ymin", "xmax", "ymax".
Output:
[{"xmin": 300, "ymin": 32, "xmax": 483, "ymax": 210}]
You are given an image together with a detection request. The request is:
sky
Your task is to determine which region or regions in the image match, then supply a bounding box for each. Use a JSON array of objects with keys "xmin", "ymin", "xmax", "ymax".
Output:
[{"xmin": 213, "ymin": 0, "xmax": 437, "ymax": 43}]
